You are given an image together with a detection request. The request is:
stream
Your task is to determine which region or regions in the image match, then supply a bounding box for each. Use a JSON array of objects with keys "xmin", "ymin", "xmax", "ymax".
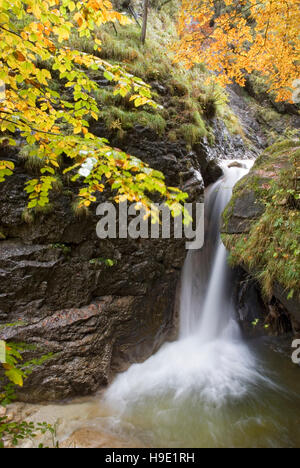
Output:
[{"xmin": 16, "ymin": 162, "xmax": 300, "ymax": 448}]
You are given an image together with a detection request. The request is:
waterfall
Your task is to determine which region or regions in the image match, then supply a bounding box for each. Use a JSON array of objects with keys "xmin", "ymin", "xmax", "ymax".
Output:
[
  {"xmin": 19, "ymin": 161, "xmax": 298, "ymax": 449},
  {"xmin": 180, "ymin": 163, "xmax": 252, "ymax": 341},
  {"xmin": 105, "ymin": 161, "xmax": 272, "ymax": 426}
]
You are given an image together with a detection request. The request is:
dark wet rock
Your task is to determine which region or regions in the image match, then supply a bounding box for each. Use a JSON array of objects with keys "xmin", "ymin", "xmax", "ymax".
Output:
[
  {"xmin": 204, "ymin": 159, "xmax": 224, "ymax": 186},
  {"xmin": 273, "ymin": 283, "xmax": 300, "ymax": 330},
  {"xmin": 151, "ymin": 81, "xmax": 168, "ymax": 96},
  {"xmin": 233, "ymin": 267, "xmax": 269, "ymax": 337},
  {"xmin": 228, "ymin": 83, "xmax": 300, "ymax": 153},
  {"xmin": 232, "ymin": 267, "xmax": 293, "ymax": 337},
  {"xmin": 1, "ymin": 287, "xmax": 178, "ymax": 401},
  {"xmin": 223, "ymin": 191, "xmax": 265, "ymax": 234},
  {"xmin": 89, "ymin": 124, "xmax": 223, "ymax": 191},
  {"xmin": 2, "ymin": 79, "xmax": 297, "ymax": 400},
  {"xmin": 190, "ymin": 143, "xmax": 223, "ymax": 186},
  {"xmin": 183, "ymin": 170, "xmax": 204, "ymax": 199},
  {"xmin": 0, "ymin": 130, "xmax": 205, "ymax": 401},
  {"xmin": 222, "ymin": 146, "xmax": 300, "ymax": 333}
]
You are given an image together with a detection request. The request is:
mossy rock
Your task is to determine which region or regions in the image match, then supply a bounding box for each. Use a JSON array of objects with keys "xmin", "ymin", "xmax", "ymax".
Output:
[{"xmin": 222, "ymin": 139, "xmax": 300, "ymax": 320}]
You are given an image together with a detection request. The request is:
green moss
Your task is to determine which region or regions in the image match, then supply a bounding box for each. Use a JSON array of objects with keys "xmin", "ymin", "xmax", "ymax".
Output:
[
  {"xmin": 217, "ymin": 104, "xmax": 244, "ymax": 136},
  {"xmin": 97, "ymin": 28, "xmax": 144, "ymax": 62},
  {"xmin": 223, "ymin": 140, "xmax": 300, "ymax": 299},
  {"xmin": 85, "ymin": 8, "xmax": 235, "ymax": 144},
  {"xmin": 222, "ymin": 199, "xmax": 234, "ymax": 230},
  {"xmin": 21, "ymin": 203, "xmax": 54, "ymax": 223},
  {"xmin": 89, "ymin": 257, "xmax": 116, "ymax": 267},
  {"xmin": 167, "ymin": 77, "xmax": 191, "ymax": 97},
  {"xmin": 99, "ymin": 106, "xmax": 167, "ymax": 135},
  {"xmin": 246, "ymin": 72, "xmax": 278, "ymax": 104},
  {"xmin": 192, "ymin": 112, "xmax": 207, "ymax": 133},
  {"xmin": 51, "ymin": 243, "xmax": 72, "ymax": 256},
  {"xmin": 129, "ymin": 58, "xmax": 171, "ymax": 82},
  {"xmin": 19, "ymin": 146, "xmax": 64, "ymax": 174},
  {"xmin": 22, "ymin": 208, "xmax": 34, "ymax": 224},
  {"xmin": 71, "ymin": 200, "xmax": 90, "ymax": 218},
  {"xmin": 19, "ymin": 145, "xmax": 46, "ymax": 172},
  {"xmin": 257, "ymin": 108, "xmax": 281, "ymax": 124},
  {"xmin": 51, "ymin": 177, "xmax": 63, "ymax": 192},
  {"xmin": 57, "ymin": 3, "xmax": 246, "ymax": 149},
  {"xmin": 265, "ymin": 139, "xmax": 299, "ymax": 156},
  {"xmin": 167, "ymin": 130, "xmax": 178, "ymax": 142},
  {"xmin": 93, "ymin": 87, "xmax": 124, "ymax": 107},
  {"xmin": 32, "ymin": 203, "xmax": 54, "ymax": 215},
  {"xmin": 178, "ymin": 123, "xmax": 207, "ymax": 146}
]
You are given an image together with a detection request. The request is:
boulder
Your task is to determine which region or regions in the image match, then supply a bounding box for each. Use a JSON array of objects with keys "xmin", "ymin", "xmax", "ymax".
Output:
[
  {"xmin": 0, "ymin": 132, "xmax": 207, "ymax": 402},
  {"xmin": 222, "ymin": 141, "xmax": 300, "ymax": 334}
]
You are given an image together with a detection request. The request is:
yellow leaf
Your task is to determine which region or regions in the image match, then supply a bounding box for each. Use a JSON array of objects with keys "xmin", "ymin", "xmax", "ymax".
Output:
[
  {"xmin": 50, "ymin": 159, "xmax": 59, "ymax": 168},
  {"xmin": 74, "ymin": 13, "xmax": 84, "ymax": 27},
  {"xmin": 5, "ymin": 369, "xmax": 23, "ymax": 387}
]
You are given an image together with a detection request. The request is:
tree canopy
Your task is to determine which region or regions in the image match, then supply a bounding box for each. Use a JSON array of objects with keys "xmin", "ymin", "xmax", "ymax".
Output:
[
  {"xmin": 174, "ymin": 0, "xmax": 300, "ymax": 102},
  {"xmin": 0, "ymin": 0, "xmax": 187, "ymax": 215}
]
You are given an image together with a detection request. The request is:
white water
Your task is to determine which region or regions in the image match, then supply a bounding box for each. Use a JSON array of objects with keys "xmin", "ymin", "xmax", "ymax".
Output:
[
  {"xmin": 18, "ymin": 161, "xmax": 300, "ymax": 448},
  {"xmin": 105, "ymin": 162, "xmax": 275, "ymax": 412}
]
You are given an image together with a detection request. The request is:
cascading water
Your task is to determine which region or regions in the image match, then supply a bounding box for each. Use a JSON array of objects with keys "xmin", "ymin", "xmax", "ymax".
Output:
[
  {"xmin": 106, "ymin": 163, "xmax": 261, "ymax": 402},
  {"xmin": 20, "ymin": 162, "xmax": 300, "ymax": 448},
  {"xmin": 180, "ymin": 164, "xmax": 247, "ymax": 341},
  {"xmin": 104, "ymin": 162, "xmax": 281, "ymax": 444},
  {"xmin": 104, "ymin": 162, "xmax": 295, "ymax": 447}
]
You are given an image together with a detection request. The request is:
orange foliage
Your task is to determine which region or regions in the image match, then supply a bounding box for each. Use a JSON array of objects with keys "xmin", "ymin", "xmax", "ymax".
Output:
[{"xmin": 174, "ymin": 0, "xmax": 300, "ymax": 102}]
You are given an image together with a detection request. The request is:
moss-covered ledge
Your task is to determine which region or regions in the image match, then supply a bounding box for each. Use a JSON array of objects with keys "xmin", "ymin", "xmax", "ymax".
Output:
[{"xmin": 221, "ymin": 140, "xmax": 300, "ymax": 332}]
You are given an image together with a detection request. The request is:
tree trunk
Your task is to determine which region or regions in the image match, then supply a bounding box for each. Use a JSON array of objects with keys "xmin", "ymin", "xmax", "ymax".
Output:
[{"xmin": 141, "ymin": 0, "xmax": 149, "ymax": 44}]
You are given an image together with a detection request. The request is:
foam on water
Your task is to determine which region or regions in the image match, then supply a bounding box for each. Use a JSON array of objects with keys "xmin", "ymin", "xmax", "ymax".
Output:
[
  {"xmin": 105, "ymin": 161, "xmax": 277, "ymax": 413},
  {"xmin": 17, "ymin": 161, "xmax": 300, "ymax": 449}
]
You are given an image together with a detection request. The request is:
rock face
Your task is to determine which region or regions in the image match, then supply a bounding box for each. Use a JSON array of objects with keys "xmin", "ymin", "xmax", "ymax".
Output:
[
  {"xmin": 222, "ymin": 143, "xmax": 300, "ymax": 335},
  {"xmin": 232, "ymin": 266, "xmax": 294, "ymax": 337},
  {"xmin": 0, "ymin": 129, "xmax": 212, "ymax": 402},
  {"xmin": 223, "ymin": 189, "xmax": 265, "ymax": 234},
  {"xmin": 3, "ymin": 85, "xmax": 263, "ymax": 402},
  {"xmin": 1, "ymin": 79, "xmax": 298, "ymax": 400}
]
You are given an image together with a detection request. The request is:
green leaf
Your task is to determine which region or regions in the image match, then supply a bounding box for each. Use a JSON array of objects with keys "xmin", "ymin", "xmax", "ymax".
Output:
[
  {"xmin": 5, "ymin": 369, "xmax": 23, "ymax": 387},
  {"xmin": 0, "ymin": 340, "xmax": 6, "ymax": 363},
  {"xmin": 103, "ymin": 71, "xmax": 115, "ymax": 82},
  {"xmin": 287, "ymin": 289, "xmax": 294, "ymax": 300},
  {"xmin": 28, "ymin": 200, "xmax": 37, "ymax": 209}
]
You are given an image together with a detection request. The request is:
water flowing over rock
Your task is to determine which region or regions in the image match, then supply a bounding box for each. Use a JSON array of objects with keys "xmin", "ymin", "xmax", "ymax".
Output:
[
  {"xmin": 0, "ymin": 78, "xmax": 298, "ymax": 401},
  {"xmin": 104, "ymin": 163, "xmax": 277, "ymax": 441},
  {"xmin": 7, "ymin": 161, "xmax": 300, "ymax": 448},
  {"xmin": 0, "ymin": 131, "xmax": 210, "ymax": 402}
]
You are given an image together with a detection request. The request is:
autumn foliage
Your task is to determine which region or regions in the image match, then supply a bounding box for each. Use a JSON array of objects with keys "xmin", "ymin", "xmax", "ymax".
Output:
[
  {"xmin": 174, "ymin": 0, "xmax": 300, "ymax": 103},
  {"xmin": 0, "ymin": 0, "xmax": 187, "ymax": 215}
]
